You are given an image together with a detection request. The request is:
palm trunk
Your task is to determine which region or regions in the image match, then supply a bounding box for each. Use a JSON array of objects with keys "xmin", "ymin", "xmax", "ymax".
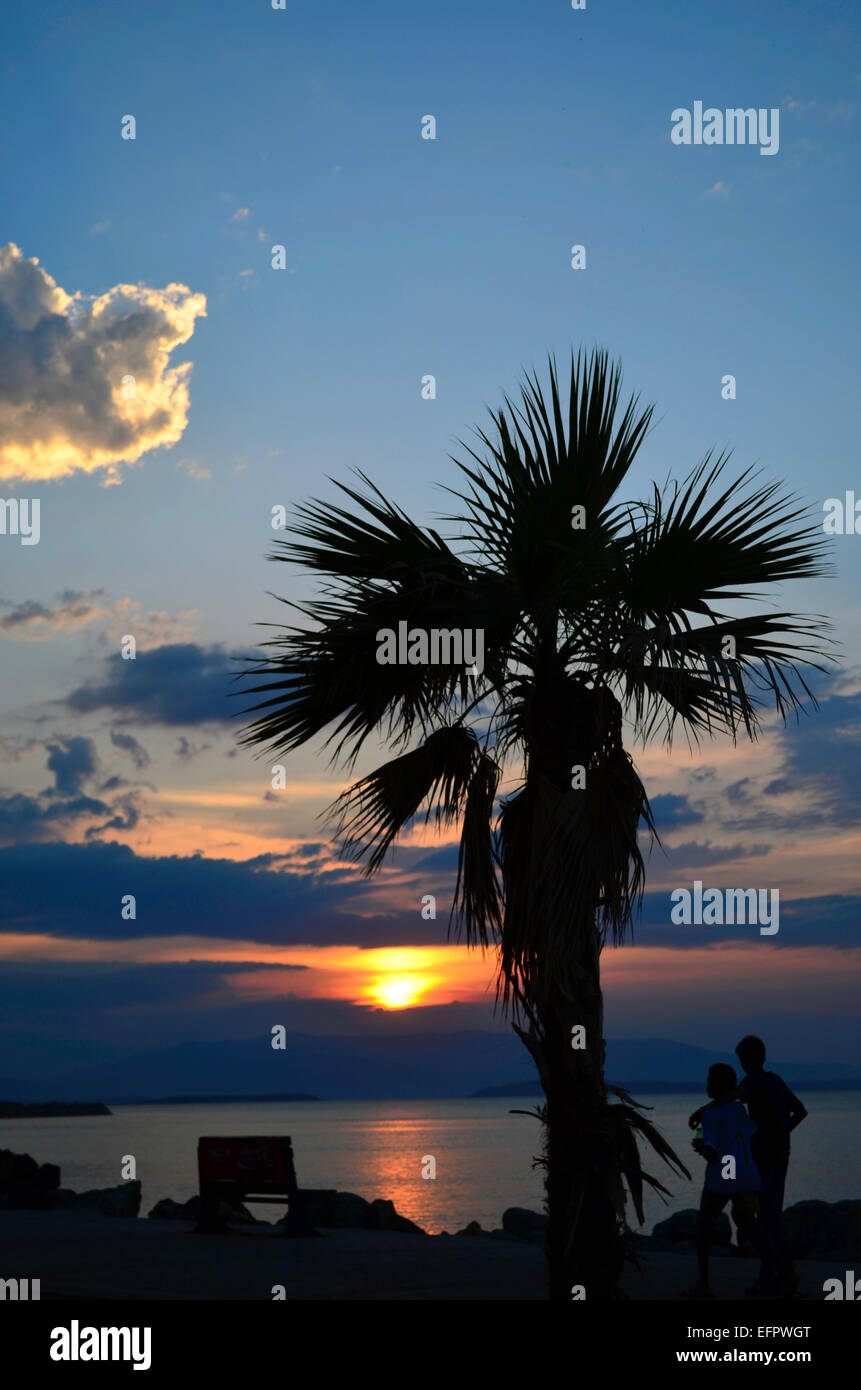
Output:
[
  {"xmin": 540, "ymin": 997, "xmax": 623, "ymax": 1300},
  {"xmin": 519, "ymin": 665, "xmax": 627, "ymax": 1301}
]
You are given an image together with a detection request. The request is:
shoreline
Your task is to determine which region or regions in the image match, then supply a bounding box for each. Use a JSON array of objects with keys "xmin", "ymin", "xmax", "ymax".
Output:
[{"xmin": 0, "ymin": 1209, "xmax": 846, "ymax": 1302}]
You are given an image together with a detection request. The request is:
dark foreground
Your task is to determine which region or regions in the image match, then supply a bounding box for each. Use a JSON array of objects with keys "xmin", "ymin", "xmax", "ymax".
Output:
[{"xmin": 0, "ymin": 1210, "xmax": 841, "ymax": 1301}]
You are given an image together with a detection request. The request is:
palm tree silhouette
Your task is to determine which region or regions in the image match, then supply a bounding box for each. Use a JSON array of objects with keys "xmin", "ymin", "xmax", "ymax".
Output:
[{"xmin": 239, "ymin": 349, "xmax": 831, "ymax": 1300}]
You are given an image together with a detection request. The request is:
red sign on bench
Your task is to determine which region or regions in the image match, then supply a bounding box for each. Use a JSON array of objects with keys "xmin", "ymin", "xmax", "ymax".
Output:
[{"xmin": 198, "ymin": 1136, "xmax": 297, "ymax": 1189}]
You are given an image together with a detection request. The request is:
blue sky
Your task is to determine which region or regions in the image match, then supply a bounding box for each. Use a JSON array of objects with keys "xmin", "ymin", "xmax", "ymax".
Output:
[{"xmin": 1, "ymin": 0, "xmax": 859, "ymax": 1083}]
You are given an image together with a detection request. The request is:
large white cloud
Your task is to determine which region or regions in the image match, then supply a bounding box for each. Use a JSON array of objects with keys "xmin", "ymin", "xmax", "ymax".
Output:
[{"xmin": 0, "ymin": 243, "xmax": 207, "ymax": 483}]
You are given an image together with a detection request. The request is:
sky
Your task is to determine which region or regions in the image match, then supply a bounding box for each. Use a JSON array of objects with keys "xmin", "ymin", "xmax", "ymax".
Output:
[{"xmin": 1, "ymin": 0, "xmax": 859, "ymax": 1088}]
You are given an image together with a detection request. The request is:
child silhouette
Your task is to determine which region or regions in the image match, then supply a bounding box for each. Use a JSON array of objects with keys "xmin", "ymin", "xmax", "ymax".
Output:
[
  {"xmin": 689, "ymin": 1036, "xmax": 806, "ymax": 1294},
  {"xmin": 683, "ymin": 1062, "xmax": 787, "ymax": 1299}
]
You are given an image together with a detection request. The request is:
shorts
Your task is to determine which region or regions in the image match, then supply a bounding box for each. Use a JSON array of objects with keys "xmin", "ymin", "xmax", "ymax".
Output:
[
  {"xmin": 730, "ymin": 1192, "xmax": 760, "ymax": 1223},
  {"xmin": 701, "ymin": 1188, "xmax": 760, "ymax": 1224}
]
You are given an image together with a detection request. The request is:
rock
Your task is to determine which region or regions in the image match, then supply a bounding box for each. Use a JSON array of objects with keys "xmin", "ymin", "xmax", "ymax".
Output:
[
  {"xmin": 51, "ymin": 1181, "xmax": 141, "ymax": 1218},
  {"xmin": 298, "ymin": 1190, "xmax": 424, "ymax": 1233},
  {"xmin": 0, "ymin": 1149, "xmax": 63, "ymax": 1209},
  {"xmin": 172, "ymin": 1186, "xmax": 427, "ymax": 1234},
  {"xmin": 39, "ymin": 1163, "xmax": 61, "ymax": 1192},
  {"xmin": 782, "ymin": 1201, "xmax": 861, "ymax": 1260},
  {"xmin": 502, "ymin": 1207, "xmax": 547, "ymax": 1242},
  {"xmin": 148, "ymin": 1196, "xmax": 200, "ymax": 1221},
  {"xmin": 456, "ymin": 1220, "xmax": 485, "ymax": 1237},
  {"xmin": 219, "ymin": 1200, "xmax": 258, "ymax": 1225},
  {"xmin": 0, "ymin": 1149, "xmax": 39, "ymax": 1190},
  {"xmin": 0, "ymin": 1150, "xmax": 139, "ymax": 1218},
  {"xmin": 148, "ymin": 1194, "xmax": 258, "ymax": 1224},
  {"xmin": 321, "ymin": 1191, "xmax": 371, "ymax": 1228},
  {"xmin": 648, "ymin": 1199, "xmax": 861, "ymax": 1261},
  {"xmin": 366, "ymin": 1198, "xmax": 424, "ymax": 1234},
  {"xmin": 651, "ymin": 1208, "xmax": 732, "ymax": 1248}
]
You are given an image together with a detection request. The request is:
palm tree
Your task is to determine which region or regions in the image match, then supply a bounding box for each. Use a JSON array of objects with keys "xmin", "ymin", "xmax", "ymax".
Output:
[{"xmin": 239, "ymin": 349, "xmax": 831, "ymax": 1300}]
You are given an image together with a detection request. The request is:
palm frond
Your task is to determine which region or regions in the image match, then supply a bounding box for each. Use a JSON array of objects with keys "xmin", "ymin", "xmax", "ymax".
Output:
[
  {"xmin": 443, "ymin": 350, "xmax": 654, "ymax": 593},
  {"xmin": 327, "ymin": 724, "xmax": 495, "ymax": 875}
]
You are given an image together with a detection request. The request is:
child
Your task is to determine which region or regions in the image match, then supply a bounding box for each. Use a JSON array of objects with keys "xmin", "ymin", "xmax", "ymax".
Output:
[
  {"xmin": 682, "ymin": 1063, "xmax": 782, "ymax": 1299},
  {"xmin": 690, "ymin": 1036, "xmax": 806, "ymax": 1293}
]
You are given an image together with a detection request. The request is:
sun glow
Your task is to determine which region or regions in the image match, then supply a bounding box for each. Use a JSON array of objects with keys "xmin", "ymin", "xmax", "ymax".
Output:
[{"xmin": 368, "ymin": 974, "xmax": 432, "ymax": 1009}]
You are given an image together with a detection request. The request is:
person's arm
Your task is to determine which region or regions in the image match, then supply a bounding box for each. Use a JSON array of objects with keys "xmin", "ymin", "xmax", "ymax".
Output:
[
  {"xmin": 688, "ymin": 1086, "xmax": 744, "ymax": 1129},
  {"xmin": 787, "ymin": 1088, "xmax": 807, "ymax": 1132},
  {"xmin": 691, "ymin": 1138, "xmax": 718, "ymax": 1160},
  {"xmin": 694, "ymin": 1110, "xmax": 720, "ymax": 1160}
]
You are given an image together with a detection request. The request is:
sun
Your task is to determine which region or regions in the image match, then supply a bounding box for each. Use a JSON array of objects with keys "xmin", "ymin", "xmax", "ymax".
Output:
[{"xmin": 369, "ymin": 975, "xmax": 429, "ymax": 1009}]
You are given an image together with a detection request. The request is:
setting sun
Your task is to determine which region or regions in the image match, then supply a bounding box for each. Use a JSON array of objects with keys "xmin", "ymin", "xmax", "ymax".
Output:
[{"xmin": 369, "ymin": 974, "xmax": 430, "ymax": 1009}]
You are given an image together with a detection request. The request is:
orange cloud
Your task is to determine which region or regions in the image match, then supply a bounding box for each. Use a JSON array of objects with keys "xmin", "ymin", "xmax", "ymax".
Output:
[{"xmin": 0, "ymin": 933, "xmax": 495, "ymax": 1008}]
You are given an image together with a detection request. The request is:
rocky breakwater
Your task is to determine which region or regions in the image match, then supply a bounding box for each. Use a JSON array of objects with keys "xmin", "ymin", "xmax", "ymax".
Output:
[
  {"xmin": 147, "ymin": 1189, "xmax": 425, "ymax": 1231},
  {"xmin": 0, "ymin": 1149, "xmax": 140, "ymax": 1217},
  {"xmin": 647, "ymin": 1200, "xmax": 861, "ymax": 1261}
]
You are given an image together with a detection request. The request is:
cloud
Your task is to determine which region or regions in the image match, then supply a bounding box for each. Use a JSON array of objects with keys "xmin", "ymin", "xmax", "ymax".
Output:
[
  {"xmin": 84, "ymin": 797, "xmax": 141, "ymax": 837},
  {"xmin": 0, "ymin": 839, "xmax": 855, "ymax": 953},
  {"xmin": 656, "ymin": 839, "xmax": 772, "ymax": 870},
  {"xmin": 0, "ymin": 733, "xmax": 149, "ymax": 845},
  {"xmin": 0, "ymin": 735, "xmax": 40, "ymax": 761},
  {"xmin": 175, "ymin": 457, "xmax": 212, "ymax": 481},
  {"xmin": 725, "ymin": 779, "xmax": 750, "ymax": 802},
  {"xmin": 0, "ymin": 590, "xmax": 198, "ymax": 648},
  {"xmin": 65, "ymin": 641, "xmax": 247, "ymax": 726},
  {"xmin": 782, "ymin": 96, "xmax": 855, "ymax": 124},
  {"xmin": 0, "ymin": 840, "xmax": 428, "ymax": 946},
  {"xmin": 110, "ymin": 730, "xmax": 151, "ymax": 770},
  {"xmin": 97, "ymin": 599, "xmax": 200, "ymax": 649},
  {"xmin": 827, "ymin": 100, "xmax": 856, "ymax": 124},
  {"xmin": 648, "ymin": 793, "xmax": 703, "ymax": 829},
  {"xmin": 772, "ymin": 685, "xmax": 861, "ymax": 825},
  {"xmin": 0, "ymin": 784, "xmax": 144, "ymax": 845},
  {"xmin": 175, "ymin": 735, "xmax": 210, "ymax": 760},
  {"xmin": 0, "ymin": 791, "xmax": 111, "ymax": 843},
  {"xmin": 763, "ymin": 778, "xmax": 792, "ymax": 796},
  {"xmin": 0, "ymin": 959, "xmax": 291, "ymax": 1017},
  {"xmin": 89, "ymin": 221, "xmax": 111, "ymax": 236},
  {"xmin": 0, "ymin": 243, "xmax": 206, "ymax": 483},
  {"xmin": 704, "ymin": 181, "xmax": 731, "ymax": 199},
  {"xmin": 232, "ymin": 207, "xmax": 251, "ymax": 221},
  {"xmin": 0, "ymin": 588, "xmax": 108, "ymax": 639},
  {"xmin": 45, "ymin": 736, "xmax": 99, "ymax": 796},
  {"xmin": 704, "ymin": 676, "xmax": 861, "ymax": 834}
]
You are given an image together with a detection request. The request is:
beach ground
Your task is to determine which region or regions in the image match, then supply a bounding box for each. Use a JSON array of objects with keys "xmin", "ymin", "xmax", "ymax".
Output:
[{"xmin": 0, "ymin": 1211, "xmax": 836, "ymax": 1301}]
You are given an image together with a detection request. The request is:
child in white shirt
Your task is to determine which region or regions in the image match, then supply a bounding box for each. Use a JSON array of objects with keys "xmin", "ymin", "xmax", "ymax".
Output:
[{"xmin": 683, "ymin": 1063, "xmax": 785, "ymax": 1298}]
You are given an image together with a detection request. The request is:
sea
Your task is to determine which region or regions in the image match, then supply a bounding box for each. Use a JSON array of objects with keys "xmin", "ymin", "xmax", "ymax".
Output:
[{"xmin": 4, "ymin": 1092, "xmax": 859, "ymax": 1235}]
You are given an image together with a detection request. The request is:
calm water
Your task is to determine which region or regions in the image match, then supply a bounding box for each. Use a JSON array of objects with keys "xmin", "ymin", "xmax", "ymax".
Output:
[{"xmin": 4, "ymin": 1093, "xmax": 858, "ymax": 1235}]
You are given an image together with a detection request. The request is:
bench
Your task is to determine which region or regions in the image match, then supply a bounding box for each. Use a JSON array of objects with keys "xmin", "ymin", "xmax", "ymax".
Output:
[{"xmin": 194, "ymin": 1135, "xmax": 335, "ymax": 1236}]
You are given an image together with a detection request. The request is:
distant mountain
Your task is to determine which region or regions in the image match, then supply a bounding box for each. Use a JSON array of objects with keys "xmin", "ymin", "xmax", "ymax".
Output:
[
  {"xmin": 471, "ymin": 1081, "xmax": 540, "ymax": 1098},
  {"xmin": 0, "ymin": 1031, "xmax": 527, "ymax": 1103},
  {"xmin": 603, "ymin": 1038, "xmax": 861, "ymax": 1086},
  {"xmin": 471, "ymin": 1037, "xmax": 861, "ymax": 1098},
  {"xmin": 110, "ymin": 1092, "xmax": 320, "ymax": 1105},
  {"xmin": 472, "ymin": 1079, "xmax": 861, "ymax": 1098},
  {"xmin": 0, "ymin": 1100, "xmax": 112, "ymax": 1117},
  {"xmin": 2, "ymin": 1033, "xmax": 858, "ymax": 1103}
]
